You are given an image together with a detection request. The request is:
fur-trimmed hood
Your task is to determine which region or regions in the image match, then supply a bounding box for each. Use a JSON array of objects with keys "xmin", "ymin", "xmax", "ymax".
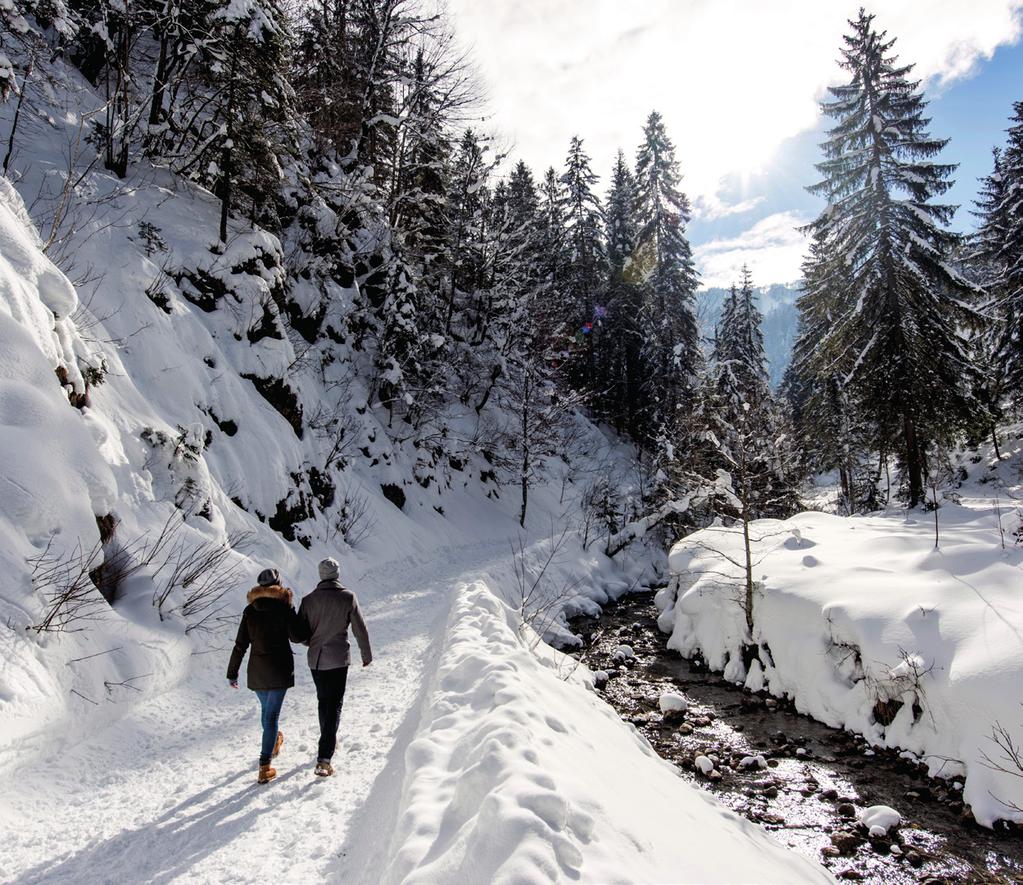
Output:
[{"xmin": 247, "ymin": 584, "xmax": 293, "ymax": 606}]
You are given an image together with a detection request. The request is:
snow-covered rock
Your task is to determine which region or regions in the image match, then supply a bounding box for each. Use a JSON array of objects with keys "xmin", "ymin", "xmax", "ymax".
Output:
[
  {"xmin": 859, "ymin": 805, "xmax": 901, "ymax": 835},
  {"xmin": 611, "ymin": 643, "xmax": 636, "ymax": 662},
  {"xmin": 694, "ymin": 754, "xmax": 715, "ymax": 776},
  {"xmin": 658, "ymin": 691, "xmax": 689, "ymax": 713}
]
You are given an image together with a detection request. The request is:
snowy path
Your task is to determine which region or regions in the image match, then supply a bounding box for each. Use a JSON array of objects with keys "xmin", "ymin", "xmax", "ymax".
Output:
[{"xmin": 0, "ymin": 540, "xmax": 510, "ymax": 885}]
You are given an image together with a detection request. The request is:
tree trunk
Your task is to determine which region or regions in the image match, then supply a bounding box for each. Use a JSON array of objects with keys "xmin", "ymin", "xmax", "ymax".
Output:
[
  {"xmin": 218, "ymin": 32, "xmax": 239, "ymax": 244},
  {"xmin": 519, "ymin": 376, "xmax": 530, "ymax": 528},
  {"xmin": 742, "ymin": 510, "xmax": 754, "ymax": 635},
  {"xmin": 992, "ymin": 424, "xmax": 1003, "ymax": 461},
  {"xmin": 739, "ymin": 448, "xmax": 755, "ymax": 635},
  {"xmin": 3, "ymin": 58, "xmax": 32, "ymax": 177},
  {"xmin": 903, "ymin": 413, "xmax": 924, "ymax": 507},
  {"xmin": 148, "ymin": 28, "xmax": 170, "ymax": 128}
]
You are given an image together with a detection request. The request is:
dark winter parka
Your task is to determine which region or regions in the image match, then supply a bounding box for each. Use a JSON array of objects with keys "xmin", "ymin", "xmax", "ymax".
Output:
[
  {"xmin": 226, "ymin": 585, "xmax": 304, "ymax": 691},
  {"xmin": 297, "ymin": 580, "xmax": 372, "ymax": 671}
]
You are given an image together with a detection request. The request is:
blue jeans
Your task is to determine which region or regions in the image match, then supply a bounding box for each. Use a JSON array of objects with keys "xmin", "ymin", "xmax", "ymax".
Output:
[{"xmin": 255, "ymin": 689, "xmax": 287, "ymax": 765}]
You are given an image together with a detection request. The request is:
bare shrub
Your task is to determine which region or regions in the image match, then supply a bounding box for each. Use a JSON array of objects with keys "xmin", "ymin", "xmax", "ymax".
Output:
[
  {"xmin": 579, "ymin": 476, "xmax": 620, "ymax": 550},
  {"xmin": 329, "ymin": 484, "xmax": 376, "ymax": 548},
  {"xmin": 308, "ymin": 400, "xmax": 357, "ymax": 472},
  {"xmin": 27, "ymin": 513, "xmax": 247, "ymax": 634},
  {"xmin": 27, "ymin": 538, "xmax": 107, "ymax": 633},
  {"xmin": 153, "ymin": 530, "xmax": 253, "ymax": 630},
  {"xmin": 981, "ymin": 711, "xmax": 1023, "ymax": 815},
  {"xmin": 511, "ymin": 525, "xmax": 582, "ymax": 647}
]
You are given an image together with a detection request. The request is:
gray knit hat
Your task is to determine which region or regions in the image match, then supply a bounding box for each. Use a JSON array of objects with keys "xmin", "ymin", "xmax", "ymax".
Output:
[
  {"xmin": 318, "ymin": 557, "xmax": 340, "ymax": 582},
  {"xmin": 257, "ymin": 567, "xmax": 281, "ymax": 587}
]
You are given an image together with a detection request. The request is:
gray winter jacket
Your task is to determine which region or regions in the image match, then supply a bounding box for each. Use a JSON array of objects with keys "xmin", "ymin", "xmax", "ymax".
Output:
[{"xmin": 296, "ymin": 579, "xmax": 372, "ymax": 670}]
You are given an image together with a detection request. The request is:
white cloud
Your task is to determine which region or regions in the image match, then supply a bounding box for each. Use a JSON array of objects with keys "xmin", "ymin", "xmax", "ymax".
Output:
[
  {"xmin": 693, "ymin": 194, "xmax": 765, "ymax": 221},
  {"xmin": 694, "ymin": 211, "xmax": 810, "ymax": 288},
  {"xmin": 448, "ymin": 0, "xmax": 1023, "ymax": 203}
]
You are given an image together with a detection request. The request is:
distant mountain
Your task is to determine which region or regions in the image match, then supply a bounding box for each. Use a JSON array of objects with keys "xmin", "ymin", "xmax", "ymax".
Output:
[{"xmin": 696, "ymin": 283, "xmax": 800, "ymax": 387}]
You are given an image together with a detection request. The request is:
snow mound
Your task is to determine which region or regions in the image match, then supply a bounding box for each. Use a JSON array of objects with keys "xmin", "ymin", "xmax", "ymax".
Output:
[{"xmin": 378, "ymin": 580, "xmax": 830, "ymax": 884}]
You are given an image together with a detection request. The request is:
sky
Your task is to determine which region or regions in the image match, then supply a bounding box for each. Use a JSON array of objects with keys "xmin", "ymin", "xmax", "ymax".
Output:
[{"xmin": 446, "ymin": 0, "xmax": 1023, "ymax": 288}]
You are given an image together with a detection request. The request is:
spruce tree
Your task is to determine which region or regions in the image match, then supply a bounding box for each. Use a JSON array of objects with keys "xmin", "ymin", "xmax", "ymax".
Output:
[
  {"xmin": 709, "ymin": 266, "xmax": 801, "ymax": 521},
  {"xmin": 535, "ymin": 167, "xmax": 570, "ymax": 346},
  {"xmin": 633, "ymin": 110, "xmax": 701, "ymax": 481},
  {"xmin": 141, "ymin": 0, "xmax": 296, "ymax": 240},
  {"xmin": 443, "ymin": 128, "xmax": 491, "ymax": 334},
  {"xmin": 713, "ymin": 265, "xmax": 769, "ymax": 401},
  {"xmin": 804, "ymin": 10, "xmax": 983, "ymax": 506},
  {"xmin": 604, "ymin": 149, "xmax": 646, "ymax": 433},
  {"xmin": 975, "ymin": 105, "xmax": 1023, "ymax": 409},
  {"xmin": 558, "ymin": 135, "xmax": 605, "ymax": 395},
  {"xmin": 789, "ymin": 232, "xmax": 872, "ymax": 510}
]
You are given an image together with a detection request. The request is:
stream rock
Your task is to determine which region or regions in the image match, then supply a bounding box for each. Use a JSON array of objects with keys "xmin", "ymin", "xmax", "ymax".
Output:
[{"xmin": 830, "ymin": 831, "xmax": 863, "ymax": 855}]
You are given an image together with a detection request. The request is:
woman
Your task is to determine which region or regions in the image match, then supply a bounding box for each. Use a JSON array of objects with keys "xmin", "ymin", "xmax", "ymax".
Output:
[{"xmin": 227, "ymin": 567, "xmax": 303, "ymax": 784}]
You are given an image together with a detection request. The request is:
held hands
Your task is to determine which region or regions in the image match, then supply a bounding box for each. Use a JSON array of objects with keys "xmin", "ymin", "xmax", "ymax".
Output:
[
  {"xmin": 229, "ymin": 679, "xmax": 239, "ymax": 689},
  {"xmin": 363, "ymin": 659, "xmax": 371, "ymax": 668}
]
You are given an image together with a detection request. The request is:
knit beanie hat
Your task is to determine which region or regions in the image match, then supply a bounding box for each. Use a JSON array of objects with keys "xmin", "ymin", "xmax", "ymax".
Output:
[
  {"xmin": 318, "ymin": 558, "xmax": 340, "ymax": 582},
  {"xmin": 257, "ymin": 567, "xmax": 281, "ymax": 587}
]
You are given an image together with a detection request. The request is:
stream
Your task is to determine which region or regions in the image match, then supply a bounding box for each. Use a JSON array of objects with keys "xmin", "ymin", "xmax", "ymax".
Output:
[{"xmin": 568, "ymin": 591, "xmax": 1023, "ymax": 884}]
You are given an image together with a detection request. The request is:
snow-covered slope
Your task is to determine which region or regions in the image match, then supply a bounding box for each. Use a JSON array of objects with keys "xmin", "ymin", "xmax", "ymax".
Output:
[
  {"xmin": 656, "ymin": 430, "xmax": 1023, "ymax": 827},
  {"xmin": 0, "ymin": 175, "xmax": 194, "ymax": 760}
]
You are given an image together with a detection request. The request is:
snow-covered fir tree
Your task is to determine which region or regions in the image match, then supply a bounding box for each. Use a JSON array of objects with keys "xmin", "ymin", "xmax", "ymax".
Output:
[
  {"xmin": 602, "ymin": 148, "xmax": 646, "ymax": 433},
  {"xmin": 712, "ymin": 266, "xmax": 769, "ymax": 403},
  {"xmin": 974, "ymin": 103, "xmax": 1023, "ymax": 413},
  {"xmin": 705, "ymin": 267, "xmax": 801, "ymax": 522},
  {"xmin": 633, "ymin": 110, "xmax": 701, "ymax": 485},
  {"xmin": 558, "ymin": 135, "xmax": 606, "ymax": 396},
  {"xmin": 802, "ymin": 9, "xmax": 984, "ymax": 506},
  {"xmin": 786, "ymin": 230, "xmax": 877, "ymax": 511}
]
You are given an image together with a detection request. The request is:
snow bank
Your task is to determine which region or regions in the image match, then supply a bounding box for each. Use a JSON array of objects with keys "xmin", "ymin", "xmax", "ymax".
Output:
[
  {"xmin": 658, "ymin": 476, "xmax": 1023, "ymax": 826},
  {"xmin": 0, "ymin": 177, "xmax": 203, "ymax": 761},
  {"xmin": 379, "ymin": 580, "xmax": 830, "ymax": 884}
]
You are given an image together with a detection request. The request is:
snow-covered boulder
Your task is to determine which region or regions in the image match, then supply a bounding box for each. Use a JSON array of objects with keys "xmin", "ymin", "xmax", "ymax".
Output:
[
  {"xmin": 859, "ymin": 805, "xmax": 901, "ymax": 836},
  {"xmin": 658, "ymin": 691, "xmax": 689, "ymax": 713}
]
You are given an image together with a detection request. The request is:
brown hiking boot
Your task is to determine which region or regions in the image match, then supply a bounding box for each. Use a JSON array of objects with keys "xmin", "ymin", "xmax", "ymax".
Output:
[
  {"xmin": 273, "ymin": 731, "xmax": 284, "ymax": 758},
  {"xmin": 314, "ymin": 760, "xmax": 333, "ymax": 777},
  {"xmin": 258, "ymin": 764, "xmax": 277, "ymax": 784}
]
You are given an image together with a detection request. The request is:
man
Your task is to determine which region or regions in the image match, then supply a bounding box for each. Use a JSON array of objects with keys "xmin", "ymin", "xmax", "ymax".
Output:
[{"xmin": 297, "ymin": 557, "xmax": 372, "ymax": 777}]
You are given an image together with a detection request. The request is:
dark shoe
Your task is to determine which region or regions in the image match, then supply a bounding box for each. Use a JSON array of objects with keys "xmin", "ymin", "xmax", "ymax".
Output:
[
  {"xmin": 314, "ymin": 760, "xmax": 333, "ymax": 777},
  {"xmin": 258, "ymin": 764, "xmax": 277, "ymax": 784},
  {"xmin": 273, "ymin": 731, "xmax": 284, "ymax": 758}
]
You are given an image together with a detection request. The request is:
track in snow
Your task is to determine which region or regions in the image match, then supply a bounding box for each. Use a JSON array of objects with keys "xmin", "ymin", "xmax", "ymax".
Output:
[{"xmin": 0, "ymin": 541, "xmax": 510, "ymax": 885}]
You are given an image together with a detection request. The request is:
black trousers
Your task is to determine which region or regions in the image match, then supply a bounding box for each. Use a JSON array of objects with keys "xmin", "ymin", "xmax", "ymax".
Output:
[{"xmin": 311, "ymin": 666, "xmax": 349, "ymax": 761}]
